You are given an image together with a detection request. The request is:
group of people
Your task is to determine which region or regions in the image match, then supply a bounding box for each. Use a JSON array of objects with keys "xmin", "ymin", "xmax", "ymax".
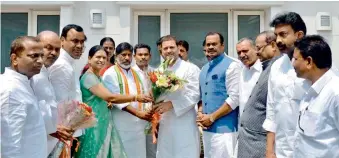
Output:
[{"xmin": 1, "ymin": 11, "xmax": 339, "ymax": 158}]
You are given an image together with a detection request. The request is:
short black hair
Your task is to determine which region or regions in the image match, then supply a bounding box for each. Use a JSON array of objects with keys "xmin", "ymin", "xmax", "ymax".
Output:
[
  {"xmin": 134, "ymin": 43, "xmax": 151, "ymax": 55},
  {"xmin": 10, "ymin": 36, "xmax": 40, "ymax": 56},
  {"xmin": 205, "ymin": 32, "xmax": 224, "ymax": 44},
  {"xmin": 202, "ymin": 40, "xmax": 206, "ymax": 46},
  {"xmin": 60, "ymin": 24, "xmax": 87, "ymax": 41},
  {"xmin": 115, "ymin": 42, "xmax": 133, "ymax": 55},
  {"xmin": 100, "ymin": 37, "xmax": 115, "ymax": 47},
  {"xmin": 177, "ymin": 40, "xmax": 189, "ymax": 51},
  {"xmin": 270, "ymin": 12, "xmax": 307, "ymax": 35},
  {"xmin": 294, "ymin": 35, "xmax": 332, "ymax": 69}
]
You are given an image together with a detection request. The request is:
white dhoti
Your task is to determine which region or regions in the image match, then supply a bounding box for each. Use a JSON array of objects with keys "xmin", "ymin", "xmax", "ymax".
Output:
[
  {"xmin": 146, "ymin": 134, "xmax": 157, "ymax": 158},
  {"xmin": 203, "ymin": 131, "xmax": 237, "ymax": 158},
  {"xmin": 117, "ymin": 130, "xmax": 147, "ymax": 158}
]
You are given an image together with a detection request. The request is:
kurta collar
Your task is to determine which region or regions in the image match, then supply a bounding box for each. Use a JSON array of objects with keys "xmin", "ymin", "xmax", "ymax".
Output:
[
  {"xmin": 4, "ymin": 67, "xmax": 30, "ymax": 83},
  {"xmin": 60, "ymin": 48, "xmax": 75, "ymax": 65},
  {"xmin": 248, "ymin": 59, "xmax": 262, "ymax": 72},
  {"xmin": 310, "ymin": 69, "xmax": 334, "ymax": 95}
]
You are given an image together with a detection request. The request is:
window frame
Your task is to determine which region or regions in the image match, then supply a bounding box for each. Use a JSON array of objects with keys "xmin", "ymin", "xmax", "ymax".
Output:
[
  {"xmin": 32, "ymin": 11, "xmax": 60, "ymax": 36},
  {"xmin": 232, "ymin": 11, "xmax": 265, "ymax": 58}
]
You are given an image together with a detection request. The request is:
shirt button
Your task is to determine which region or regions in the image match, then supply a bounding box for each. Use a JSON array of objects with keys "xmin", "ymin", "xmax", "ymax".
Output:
[
  {"xmin": 240, "ymin": 123, "xmax": 243, "ymax": 127},
  {"xmin": 205, "ymin": 82, "xmax": 208, "ymax": 85},
  {"xmin": 249, "ymin": 95, "xmax": 251, "ymax": 98},
  {"xmin": 205, "ymin": 92, "xmax": 207, "ymax": 95},
  {"xmin": 256, "ymin": 81, "xmax": 258, "ymax": 84},
  {"xmin": 205, "ymin": 103, "xmax": 207, "ymax": 105}
]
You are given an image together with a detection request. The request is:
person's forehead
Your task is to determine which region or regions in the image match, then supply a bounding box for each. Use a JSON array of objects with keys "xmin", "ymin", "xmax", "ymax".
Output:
[
  {"xmin": 67, "ymin": 29, "xmax": 85, "ymax": 39},
  {"xmin": 206, "ymin": 34, "xmax": 220, "ymax": 42},
  {"xmin": 103, "ymin": 41, "xmax": 114, "ymax": 46},
  {"xmin": 255, "ymin": 35, "xmax": 267, "ymax": 44},
  {"xmin": 41, "ymin": 38, "xmax": 61, "ymax": 47},
  {"xmin": 162, "ymin": 40, "xmax": 176, "ymax": 47},
  {"xmin": 136, "ymin": 48, "xmax": 150, "ymax": 54},
  {"xmin": 275, "ymin": 24, "xmax": 293, "ymax": 33}
]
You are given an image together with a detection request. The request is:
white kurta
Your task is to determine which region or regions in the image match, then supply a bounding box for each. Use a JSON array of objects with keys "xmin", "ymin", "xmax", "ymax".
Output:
[
  {"xmin": 239, "ymin": 59, "xmax": 262, "ymax": 117},
  {"xmin": 133, "ymin": 65, "xmax": 157, "ymax": 158},
  {"xmin": 49, "ymin": 49, "xmax": 83, "ymax": 137},
  {"xmin": 31, "ymin": 66, "xmax": 58, "ymax": 154},
  {"xmin": 263, "ymin": 54, "xmax": 310, "ymax": 158},
  {"xmin": 293, "ymin": 70, "xmax": 339, "ymax": 158},
  {"xmin": 1, "ymin": 68, "xmax": 48, "ymax": 158},
  {"xmin": 102, "ymin": 65, "xmax": 148, "ymax": 158},
  {"xmin": 156, "ymin": 58, "xmax": 201, "ymax": 158}
]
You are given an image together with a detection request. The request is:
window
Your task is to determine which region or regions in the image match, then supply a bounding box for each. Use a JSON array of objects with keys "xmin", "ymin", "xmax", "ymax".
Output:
[
  {"xmin": 1, "ymin": 13, "xmax": 28, "ymax": 73},
  {"xmin": 0, "ymin": 11, "xmax": 60, "ymax": 73},
  {"xmin": 33, "ymin": 11, "xmax": 60, "ymax": 35},
  {"xmin": 133, "ymin": 12, "xmax": 165, "ymax": 68},
  {"xmin": 169, "ymin": 12, "xmax": 229, "ymax": 68},
  {"xmin": 233, "ymin": 11, "xmax": 264, "ymax": 57}
]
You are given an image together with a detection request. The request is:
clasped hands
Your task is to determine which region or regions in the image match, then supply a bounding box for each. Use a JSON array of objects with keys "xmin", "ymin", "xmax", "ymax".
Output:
[{"xmin": 196, "ymin": 112, "xmax": 215, "ymax": 129}]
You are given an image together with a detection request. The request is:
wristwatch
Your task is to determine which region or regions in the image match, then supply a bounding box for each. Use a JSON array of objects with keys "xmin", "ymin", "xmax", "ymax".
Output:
[{"xmin": 209, "ymin": 115, "xmax": 215, "ymax": 123}]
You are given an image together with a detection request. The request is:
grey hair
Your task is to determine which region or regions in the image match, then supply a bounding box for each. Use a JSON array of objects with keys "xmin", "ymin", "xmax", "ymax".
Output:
[
  {"xmin": 258, "ymin": 30, "xmax": 277, "ymax": 44},
  {"xmin": 237, "ymin": 37, "xmax": 255, "ymax": 48}
]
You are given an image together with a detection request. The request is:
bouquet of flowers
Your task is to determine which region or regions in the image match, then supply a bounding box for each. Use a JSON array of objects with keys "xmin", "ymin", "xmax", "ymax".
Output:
[
  {"xmin": 144, "ymin": 57, "xmax": 187, "ymax": 144},
  {"xmin": 48, "ymin": 100, "xmax": 97, "ymax": 158}
]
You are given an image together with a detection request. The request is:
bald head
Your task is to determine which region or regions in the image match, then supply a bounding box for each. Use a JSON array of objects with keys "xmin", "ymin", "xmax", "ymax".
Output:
[{"xmin": 37, "ymin": 31, "xmax": 61, "ymax": 67}]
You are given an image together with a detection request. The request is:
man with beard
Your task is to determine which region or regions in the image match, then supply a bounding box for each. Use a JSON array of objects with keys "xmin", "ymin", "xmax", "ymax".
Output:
[
  {"xmin": 153, "ymin": 35, "xmax": 201, "ymax": 158},
  {"xmin": 48, "ymin": 24, "xmax": 87, "ymax": 156},
  {"xmin": 102, "ymin": 42, "xmax": 153, "ymax": 158},
  {"xmin": 197, "ymin": 32, "xmax": 241, "ymax": 158},
  {"xmin": 132, "ymin": 43, "xmax": 156, "ymax": 158},
  {"xmin": 262, "ymin": 12, "xmax": 309, "ymax": 158},
  {"xmin": 292, "ymin": 35, "xmax": 339, "ymax": 158},
  {"xmin": 1, "ymin": 36, "xmax": 47, "ymax": 158},
  {"xmin": 31, "ymin": 31, "xmax": 73, "ymax": 155}
]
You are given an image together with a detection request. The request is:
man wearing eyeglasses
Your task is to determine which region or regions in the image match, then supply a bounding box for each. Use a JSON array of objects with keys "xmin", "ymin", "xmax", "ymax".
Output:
[
  {"xmin": 237, "ymin": 31, "xmax": 281, "ymax": 158},
  {"xmin": 48, "ymin": 24, "xmax": 87, "ymax": 157},
  {"xmin": 292, "ymin": 35, "xmax": 339, "ymax": 158}
]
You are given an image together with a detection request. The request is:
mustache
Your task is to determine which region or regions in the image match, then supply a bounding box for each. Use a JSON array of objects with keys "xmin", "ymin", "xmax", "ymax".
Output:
[{"xmin": 277, "ymin": 42, "xmax": 287, "ymax": 49}]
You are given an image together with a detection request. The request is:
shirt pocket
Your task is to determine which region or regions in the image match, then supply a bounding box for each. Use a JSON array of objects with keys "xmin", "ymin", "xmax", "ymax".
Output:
[{"xmin": 299, "ymin": 110, "xmax": 319, "ymax": 137}]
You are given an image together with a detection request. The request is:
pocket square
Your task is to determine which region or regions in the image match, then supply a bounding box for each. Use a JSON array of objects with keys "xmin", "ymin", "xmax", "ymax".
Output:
[{"xmin": 212, "ymin": 74, "xmax": 218, "ymax": 80}]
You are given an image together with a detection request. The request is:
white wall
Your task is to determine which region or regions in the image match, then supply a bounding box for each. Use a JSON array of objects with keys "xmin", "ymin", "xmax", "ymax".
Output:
[{"xmin": 68, "ymin": 1, "xmax": 339, "ymax": 75}]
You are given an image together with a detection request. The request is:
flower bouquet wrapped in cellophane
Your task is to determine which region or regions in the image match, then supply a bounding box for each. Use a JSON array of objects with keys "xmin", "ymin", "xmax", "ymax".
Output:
[
  {"xmin": 48, "ymin": 100, "xmax": 97, "ymax": 158},
  {"xmin": 144, "ymin": 57, "xmax": 187, "ymax": 144}
]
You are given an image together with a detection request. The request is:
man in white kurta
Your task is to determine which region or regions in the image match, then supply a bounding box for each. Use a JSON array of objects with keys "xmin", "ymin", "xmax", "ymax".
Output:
[
  {"xmin": 103, "ymin": 42, "xmax": 151, "ymax": 158},
  {"xmin": 31, "ymin": 31, "xmax": 72, "ymax": 154},
  {"xmin": 292, "ymin": 35, "xmax": 339, "ymax": 158},
  {"xmin": 153, "ymin": 35, "xmax": 201, "ymax": 158},
  {"xmin": 132, "ymin": 43, "xmax": 157, "ymax": 158},
  {"xmin": 262, "ymin": 12, "xmax": 309, "ymax": 158},
  {"xmin": 1, "ymin": 36, "xmax": 47, "ymax": 158},
  {"xmin": 49, "ymin": 25, "xmax": 87, "ymax": 145}
]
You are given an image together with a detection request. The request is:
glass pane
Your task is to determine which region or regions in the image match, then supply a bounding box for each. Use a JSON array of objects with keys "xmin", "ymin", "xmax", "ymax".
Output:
[
  {"xmin": 238, "ymin": 15, "xmax": 260, "ymax": 40},
  {"xmin": 1, "ymin": 13, "xmax": 28, "ymax": 73},
  {"xmin": 170, "ymin": 13, "xmax": 228, "ymax": 68},
  {"xmin": 138, "ymin": 16, "xmax": 161, "ymax": 68},
  {"xmin": 37, "ymin": 15, "xmax": 60, "ymax": 35}
]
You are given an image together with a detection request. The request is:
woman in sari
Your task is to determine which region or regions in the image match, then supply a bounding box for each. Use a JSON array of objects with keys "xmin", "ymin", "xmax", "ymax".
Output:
[{"xmin": 75, "ymin": 45, "xmax": 153, "ymax": 158}]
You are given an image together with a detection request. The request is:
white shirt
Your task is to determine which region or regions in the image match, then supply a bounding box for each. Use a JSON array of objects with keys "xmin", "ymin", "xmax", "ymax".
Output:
[
  {"xmin": 30, "ymin": 66, "xmax": 58, "ymax": 154},
  {"xmin": 48, "ymin": 49, "xmax": 83, "ymax": 137},
  {"xmin": 1, "ymin": 68, "xmax": 47, "ymax": 158},
  {"xmin": 224, "ymin": 55, "xmax": 242, "ymax": 110},
  {"xmin": 263, "ymin": 54, "xmax": 310, "ymax": 157},
  {"xmin": 293, "ymin": 70, "xmax": 339, "ymax": 158},
  {"xmin": 102, "ymin": 65, "xmax": 148, "ymax": 132},
  {"xmin": 156, "ymin": 58, "xmax": 201, "ymax": 158},
  {"xmin": 239, "ymin": 59, "xmax": 262, "ymax": 116}
]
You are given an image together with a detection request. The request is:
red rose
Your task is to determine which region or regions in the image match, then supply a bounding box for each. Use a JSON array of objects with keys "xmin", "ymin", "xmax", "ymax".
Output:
[{"xmin": 150, "ymin": 73, "xmax": 158, "ymax": 83}]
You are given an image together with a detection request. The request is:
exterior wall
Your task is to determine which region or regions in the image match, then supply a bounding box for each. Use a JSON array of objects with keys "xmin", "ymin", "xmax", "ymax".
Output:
[{"xmin": 1, "ymin": 1, "xmax": 338, "ymax": 74}]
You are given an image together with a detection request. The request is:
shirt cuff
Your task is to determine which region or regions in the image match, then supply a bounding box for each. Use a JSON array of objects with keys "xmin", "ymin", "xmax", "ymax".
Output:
[
  {"xmin": 225, "ymin": 98, "xmax": 238, "ymax": 110},
  {"xmin": 262, "ymin": 119, "xmax": 277, "ymax": 132},
  {"xmin": 115, "ymin": 103, "xmax": 129, "ymax": 110}
]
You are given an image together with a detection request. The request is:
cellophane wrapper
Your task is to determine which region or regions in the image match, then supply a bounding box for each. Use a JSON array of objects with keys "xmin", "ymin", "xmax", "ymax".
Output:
[
  {"xmin": 144, "ymin": 58, "xmax": 187, "ymax": 144},
  {"xmin": 48, "ymin": 100, "xmax": 97, "ymax": 158}
]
